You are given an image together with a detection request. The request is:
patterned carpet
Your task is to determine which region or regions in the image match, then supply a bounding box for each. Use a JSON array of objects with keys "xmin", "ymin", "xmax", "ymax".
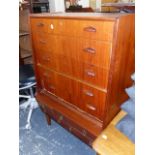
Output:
[{"xmin": 19, "ymin": 108, "xmax": 96, "ymax": 155}]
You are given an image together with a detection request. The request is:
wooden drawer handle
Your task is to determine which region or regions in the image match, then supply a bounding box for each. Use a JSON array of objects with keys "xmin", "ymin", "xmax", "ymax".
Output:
[
  {"xmin": 86, "ymin": 71, "xmax": 96, "ymax": 77},
  {"xmin": 86, "ymin": 104, "xmax": 96, "ymax": 111},
  {"xmin": 83, "ymin": 47, "xmax": 96, "ymax": 54},
  {"xmin": 37, "ymin": 23, "xmax": 44, "ymax": 27},
  {"xmin": 39, "ymin": 40, "xmax": 46, "ymax": 44},
  {"xmin": 84, "ymin": 90, "xmax": 94, "ymax": 97},
  {"xmin": 83, "ymin": 26, "xmax": 96, "ymax": 32}
]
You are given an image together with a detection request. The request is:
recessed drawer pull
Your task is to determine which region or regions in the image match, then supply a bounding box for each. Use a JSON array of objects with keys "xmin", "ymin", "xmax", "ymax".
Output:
[
  {"xmin": 37, "ymin": 23, "xmax": 44, "ymax": 27},
  {"xmin": 84, "ymin": 90, "xmax": 94, "ymax": 97},
  {"xmin": 86, "ymin": 71, "xmax": 96, "ymax": 77},
  {"xmin": 84, "ymin": 26, "xmax": 97, "ymax": 32},
  {"xmin": 86, "ymin": 104, "xmax": 96, "ymax": 111},
  {"xmin": 83, "ymin": 47, "xmax": 96, "ymax": 54},
  {"xmin": 39, "ymin": 40, "xmax": 46, "ymax": 44}
]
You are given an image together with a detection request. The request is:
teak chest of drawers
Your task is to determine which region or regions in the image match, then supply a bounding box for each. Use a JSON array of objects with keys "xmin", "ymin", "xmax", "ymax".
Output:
[{"xmin": 29, "ymin": 13, "xmax": 135, "ymax": 146}]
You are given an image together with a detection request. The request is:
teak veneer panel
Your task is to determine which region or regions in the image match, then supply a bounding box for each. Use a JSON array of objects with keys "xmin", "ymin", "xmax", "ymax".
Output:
[{"xmin": 29, "ymin": 13, "xmax": 135, "ymax": 146}]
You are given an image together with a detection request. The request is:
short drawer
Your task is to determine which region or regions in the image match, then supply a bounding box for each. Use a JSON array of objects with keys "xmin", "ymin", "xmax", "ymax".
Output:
[
  {"xmin": 33, "ymin": 33, "xmax": 58, "ymax": 52},
  {"xmin": 79, "ymin": 62, "xmax": 109, "ymax": 89},
  {"xmin": 36, "ymin": 49, "xmax": 58, "ymax": 70},
  {"xmin": 78, "ymin": 39, "xmax": 111, "ymax": 68},
  {"xmin": 30, "ymin": 18, "xmax": 49, "ymax": 33},
  {"xmin": 77, "ymin": 20, "xmax": 114, "ymax": 41},
  {"xmin": 78, "ymin": 83, "xmax": 106, "ymax": 120},
  {"xmin": 30, "ymin": 18, "xmax": 59, "ymax": 34},
  {"xmin": 31, "ymin": 18, "xmax": 78, "ymax": 36}
]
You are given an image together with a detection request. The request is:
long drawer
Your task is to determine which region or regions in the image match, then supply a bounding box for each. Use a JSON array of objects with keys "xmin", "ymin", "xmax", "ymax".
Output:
[
  {"xmin": 30, "ymin": 18, "xmax": 114, "ymax": 41},
  {"xmin": 37, "ymin": 66, "xmax": 106, "ymax": 120},
  {"xmin": 41, "ymin": 107, "xmax": 96, "ymax": 145},
  {"xmin": 30, "ymin": 18, "xmax": 78, "ymax": 36}
]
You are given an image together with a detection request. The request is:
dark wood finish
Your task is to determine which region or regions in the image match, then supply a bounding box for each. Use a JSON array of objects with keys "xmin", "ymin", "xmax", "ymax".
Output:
[
  {"xmin": 66, "ymin": 7, "xmax": 94, "ymax": 12},
  {"xmin": 45, "ymin": 113, "xmax": 51, "ymax": 125},
  {"xmin": 29, "ymin": 13, "xmax": 135, "ymax": 146}
]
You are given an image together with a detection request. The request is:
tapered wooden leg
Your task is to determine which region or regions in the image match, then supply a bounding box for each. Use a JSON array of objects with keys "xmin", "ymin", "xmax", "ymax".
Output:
[{"xmin": 45, "ymin": 113, "xmax": 51, "ymax": 125}]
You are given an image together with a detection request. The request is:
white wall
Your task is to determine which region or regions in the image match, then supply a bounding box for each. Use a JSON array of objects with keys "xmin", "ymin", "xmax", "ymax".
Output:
[
  {"xmin": 96, "ymin": 0, "xmax": 101, "ymax": 11},
  {"xmin": 78, "ymin": 0, "xmax": 90, "ymax": 7},
  {"xmin": 49, "ymin": 0, "xmax": 65, "ymax": 12}
]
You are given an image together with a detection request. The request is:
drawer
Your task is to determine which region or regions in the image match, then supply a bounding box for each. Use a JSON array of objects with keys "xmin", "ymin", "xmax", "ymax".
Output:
[
  {"xmin": 79, "ymin": 62, "xmax": 109, "ymax": 89},
  {"xmin": 45, "ymin": 108, "xmax": 95, "ymax": 145},
  {"xmin": 78, "ymin": 84, "xmax": 106, "ymax": 120},
  {"xmin": 30, "ymin": 18, "xmax": 49, "ymax": 33},
  {"xmin": 30, "ymin": 18, "xmax": 58, "ymax": 34},
  {"xmin": 37, "ymin": 67, "xmax": 57, "ymax": 95},
  {"xmin": 31, "ymin": 18, "xmax": 78, "ymax": 36},
  {"xmin": 78, "ymin": 20, "xmax": 114, "ymax": 41},
  {"xmin": 36, "ymin": 49, "xmax": 58, "ymax": 70},
  {"xmin": 34, "ymin": 33, "xmax": 58, "ymax": 52},
  {"xmin": 78, "ymin": 39, "xmax": 111, "ymax": 68}
]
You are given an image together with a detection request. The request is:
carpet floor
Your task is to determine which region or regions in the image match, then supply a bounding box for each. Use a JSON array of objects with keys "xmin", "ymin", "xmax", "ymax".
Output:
[{"xmin": 19, "ymin": 108, "xmax": 96, "ymax": 155}]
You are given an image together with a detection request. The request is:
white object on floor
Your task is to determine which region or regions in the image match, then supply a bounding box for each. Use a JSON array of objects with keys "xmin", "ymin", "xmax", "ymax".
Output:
[
  {"xmin": 20, "ymin": 97, "xmax": 38, "ymax": 129},
  {"xmin": 19, "ymin": 82, "xmax": 38, "ymax": 129}
]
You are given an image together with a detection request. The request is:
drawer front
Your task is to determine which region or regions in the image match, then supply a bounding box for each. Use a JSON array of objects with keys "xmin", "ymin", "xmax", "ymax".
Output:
[
  {"xmin": 31, "ymin": 18, "xmax": 58, "ymax": 34},
  {"xmin": 78, "ymin": 20, "xmax": 114, "ymax": 41},
  {"xmin": 36, "ymin": 49, "xmax": 58, "ymax": 70},
  {"xmin": 31, "ymin": 18, "xmax": 78, "ymax": 36},
  {"xmin": 30, "ymin": 18, "xmax": 49, "ymax": 33},
  {"xmin": 78, "ymin": 39, "xmax": 111, "ymax": 68},
  {"xmin": 33, "ymin": 33, "xmax": 58, "ymax": 53},
  {"xmin": 78, "ymin": 84, "xmax": 106, "ymax": 119},
  {"xmin": 37, "ymin": 67, "xmax": 57, "ymax": 95},
  {"xmin": 44, "ymin": 108, "xmax": 95, "ymax": 145},
  {"xmin": 79, "ymin": 62, "xmax": 109, "ymax": 89}
]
